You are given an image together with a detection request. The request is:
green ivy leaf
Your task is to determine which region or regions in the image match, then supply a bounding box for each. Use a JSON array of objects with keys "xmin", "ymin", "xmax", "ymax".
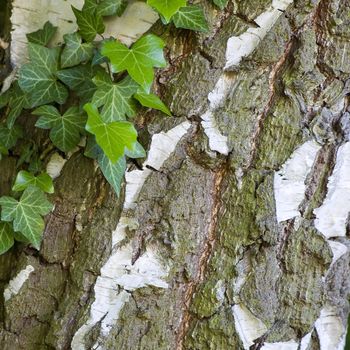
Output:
[
  {"xmin": 0, "ymin": 222, "xmax": 14, "ymax": 255},
  {"xmin": 173, "ymin": 5, "xmax": 209, "ymax": 32},
  {"xmin": 57, "ymin": 65, "xmax": 99, "ymax": 103},
  {"xmin": 147, "ymin": 0, "xmax": 186, "ymax": 23},
  {"xmin": 84, "ymin": 135, "xmax": 101, "ymax": 159},
  {"xmin": 125, "ymin": 141, "xmax": 146, "ymax": 159},
  {"xmin": 134, "ymin": 90, "xmax": 171, "ymax": 116},
  {"xmin": 92, "ymin": 71, "xmax": 138, "ymax": 122},
  {"xmin": 0, "ymin": 125, "xmax": 22, "ymax": 149},
  {"xmin": 98, "ymin": 153, "xmax": 126, "ymax": 195},
  {"xmin": 61, "ymin": 32, "xmax": 94, "ymax": 68},
  {"xmin": 0, "ymin": 82, "xmax": 31, "ymax": 128},
  {"xmin": 72, "ymin": 6, "xmax": 105, "ymax": 42},
  {"xmin": 212, "ymin": 0, "xmax": 228, "ymax": 10},
  {"xmin": 19, "ymin": 43, "xmax": 68, "ymax": 107},
  {"xmin": 0, "ymin": 186, "xmax": 53, "ymax": 249},
  {"xmin": 84, "ymin": 103, "xmax": 137, "ymax": 163},
  {"xmin": 33, "ymin": 105, "xmax": 86, "ymax": 152},
  {"xmin": 101, "ymin": 34, "xmax": 166, "ymax": 92},
  {"xmin": 83, "ymin": 0, "xmax": 98, "ymax": 12},
  {"xmin": 97, "ymin": 0, "xmax": 127, "ymax": 16},
  {"xmin": 13, "ymin": 171, "xmax": 54, "ymax": 194},
  {"xmin": 26, "ymin": 21, "xmax": 57, "ymax": 46}
]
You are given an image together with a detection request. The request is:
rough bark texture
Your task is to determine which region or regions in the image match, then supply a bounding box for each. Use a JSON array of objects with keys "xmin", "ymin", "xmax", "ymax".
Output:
[{"xmin": 1, "ymin": 0, "xmax": 350, "ymax": 349}]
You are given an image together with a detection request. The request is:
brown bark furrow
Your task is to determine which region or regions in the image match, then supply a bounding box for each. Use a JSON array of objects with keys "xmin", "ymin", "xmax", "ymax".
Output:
[{"xmin": 175, "ymin": 163, "xmax": 228, "ymax": 350}]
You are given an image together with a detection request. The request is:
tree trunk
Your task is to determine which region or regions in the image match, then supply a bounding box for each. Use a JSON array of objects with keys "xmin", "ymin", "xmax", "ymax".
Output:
[{"xmin": 1, "ymin": 0, "xmax": 350, "ymax": 349}]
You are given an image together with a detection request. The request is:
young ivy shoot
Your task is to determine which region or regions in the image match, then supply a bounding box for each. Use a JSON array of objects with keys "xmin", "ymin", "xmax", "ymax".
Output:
[{"xmin": 0, "ymin": 0, "xmax": 227, "ymax": 255}]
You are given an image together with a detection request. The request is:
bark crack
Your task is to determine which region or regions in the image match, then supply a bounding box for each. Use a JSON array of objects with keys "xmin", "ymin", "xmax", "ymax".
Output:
[{"xmin": 175, "ymin": 163, "xmax": 228, "ymax": 350}]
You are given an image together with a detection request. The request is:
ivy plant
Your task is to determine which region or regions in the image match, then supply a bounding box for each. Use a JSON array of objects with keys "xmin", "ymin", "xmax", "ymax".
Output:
[{"xmin": 0, "ymin": 0, "xmax": 226, "ymax": 254}]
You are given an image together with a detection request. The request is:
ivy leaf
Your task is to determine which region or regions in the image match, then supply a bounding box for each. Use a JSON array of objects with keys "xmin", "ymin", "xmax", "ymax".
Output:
[
  {"xmin": 0, "ymin": 82, "xmax": 31, "ymax": 128},
  {"xmin": 101, "ymin": 34, "xmax": 166, "ymax": 92},
  {"xmin": 134, "ymin": 90, "xmax": 171, "ymax": 116},
  {"xmin": 33, "ymin": 105, "xmax": 86, "ymax": 152},
  {"xmin": 83, "ymin": 0, "xmax": 98, "ymax": 12},
  {"xmin": 84, "ymin": 103, "xmax": 137, "ymax": 163},
  {"xmin": 147, "ymin": 0, "xmax": 186, "ymax": 23},
  {"xmin": 19, "ymin": 43, "xmax": 68, "ymax": 107},
  {"xmin": 0, "ymin": 186, "xmax": 53, "ymax": 249},
  {"xmin": 61, "ymin": 32, "xmax": 94, "ymax": 68},
  {"xmin": 0, "ymin": 222, "xmax": 14, "ymax": 255},
  {"xmin": 98, "ymin": 153, "xmax": 126, "ymax": 196},
  {"xmin": 173, "ymin": 5, "xmax": 209, "ymax": 32},
  {"xmin": 125, "ymin": 141, "xmax": 146, "ymax": 159},
  {"xmin": 72, "ymin": 6, "xmax": 105, "ymax": 42},
  {"xmin": 212, "ymin": 0, "xmax": 228, "ymax": 10},
  {"xmin": 97, "ymin": 0, "xmax": 127, "ymax": 16},
  {"xmin": 13, "ymin": 171, "xmax": 54, "ymax": 194},
  {"xmin": 92, "ymin": 71, "xmax": 138, "ymax": 122},
  {"xmin": 57, "ymin": 65, "xmax": 100, "ymax": 103},
  {"xmin": 26, "ymin": 21, "xmax": 57, "ymax": 46},
  {"xmin": 0, "ymin": 125, "xmax": 23, "ymax": 149},
  {"xmin": 84, "ymin": 135, "xmax": 101, "ymax": 159}
]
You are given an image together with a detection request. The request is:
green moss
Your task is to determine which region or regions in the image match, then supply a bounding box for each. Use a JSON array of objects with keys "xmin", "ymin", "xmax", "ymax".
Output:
[
  {"xmin": 185, "ymin": 310, "xmax": 239, "ymax": 350},
  {"xmin": 255, "ymin": 97, "xmax": 303, "ymax": 169},
  {"xmin": 191, "ymin": 280, "xmax": 223, "ymax": 318}
]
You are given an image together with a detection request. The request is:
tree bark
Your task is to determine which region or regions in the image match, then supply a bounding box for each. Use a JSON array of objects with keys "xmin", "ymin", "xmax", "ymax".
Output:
[{"xmin": 1, "ymin": 0, "xmax": 350, "ymax": 349}]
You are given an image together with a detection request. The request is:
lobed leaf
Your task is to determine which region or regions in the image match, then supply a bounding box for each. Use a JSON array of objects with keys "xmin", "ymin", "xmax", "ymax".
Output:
[
  {"xmin": 173, "ymin": 5, "xmax": 209, "ymax": 32},
  {"xmin": 101, "ymin": 34, "xmax": 166, "ymax": 92},
  {"xmin": 61, "ymin": 32, "xmax": 94, "ymax": 68},
  {"xmin": 92, "ymin": 71, "xmax": 138, "ymax": 122},
  {"xmin": 84, "ymin": 103, "xmax": 137, "ymax": 163},
  {"xmin": 19, "ymin": 43, "xmax": 68, "ymax": 107},
  {"xmin": 33, "ymin": 105, "xmax": 86, "ymax": 152},
  {"xmin": 147, "ymin": 0, "xmax": 186, "ymax": 23},
  {"xmin": 26, "ymin": 21, "xmax": 57, "ymax": 46},
  {"xmin": 72, "ymin": 6, "xmax": 105, "ymax": 42},
  {"xmin": 0, "ymin": 187, "xmax": 53, "ymax": 249},
  {"xmin": 13, "ymin": 171, "xmax": 54, "ymax": 194}
]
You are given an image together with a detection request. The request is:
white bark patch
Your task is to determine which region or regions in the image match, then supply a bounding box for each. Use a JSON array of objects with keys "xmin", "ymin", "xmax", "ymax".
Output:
[
  {"xmin": 314, "ymin": 142, "xmax": 350, "ymax": 238},
  {"xmin": 124, "ymin": 121, "xmax": 191, "ymax": 210},
  {"xmin": 232, "ymin": 304, "xmax": 267, "ymax": 349},
  {"xmin": 71, "ymin": 217, "xmax": 168, "ymax": 350},
  {"xmin": 200, "ymin": 55, "xmax": 237, "ymax": 154},
  {"xmin": 201, "ymin": 111, "xmax": 229, "ymax": 155},
  {"xmin": 10, "ymin": 1, "xmax": 158, "ymax": 66},
  {"xmin": 314, "ymin": 306, "xmax": 346, "ymax": 350},
  {"xmin": 200, "ymin": 0, "xmax": 293, "ymax": 154},
  {"xmin": 274, "ymin": 141, "xmax": 321, "ymax": 222},
  {"xmin": 260, "ymin": 341, "xmax": 299, "ymax": 350},
  {"xmin": 46, "ymin": 153, "xmax": 67, "ymax": 179},
  {"xmin": 328, "ymin": 240, "xmax": 348, "ymax": 267},
  {"xmin": 72, "ymin": 122, "xmax": 191, "ymax": 349},
  {"xmin": 3, "ymin": 265, "xmax": 34, "ymax": 302},
  {"xmin": 10, "ymin": 0, "xmax": 83, "ymax": 66},
  {"xmin": 299, "ymin": 332, "xmax": 312, "ymax": 350},
  {"xmin": 225, "ymin": 0, "xmax": 294, "ymax": 69},
  {"xmin": 104, "ymin": 2, "xmax": 158, "ymax": 46}
]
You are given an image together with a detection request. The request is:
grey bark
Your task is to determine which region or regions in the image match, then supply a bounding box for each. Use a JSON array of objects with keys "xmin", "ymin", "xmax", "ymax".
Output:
[{"xmin": 0, "ymin": 0, "xmax": 350, "ymax": 349}]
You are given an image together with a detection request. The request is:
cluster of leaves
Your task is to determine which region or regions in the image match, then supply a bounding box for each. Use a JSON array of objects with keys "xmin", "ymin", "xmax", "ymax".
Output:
[
  {"xmin": 0, "ymin": 0, "xmax": 228, "ymax": 255},
  {"xmin": 146, "ymin": 0, "xmax": 229, "ymax": 32}
]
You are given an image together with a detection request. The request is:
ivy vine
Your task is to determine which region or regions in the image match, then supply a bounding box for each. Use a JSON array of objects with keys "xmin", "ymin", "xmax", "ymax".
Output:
[{"xmin": 0, "ymin": 0, "xmax": 228, "ymax": 254}]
